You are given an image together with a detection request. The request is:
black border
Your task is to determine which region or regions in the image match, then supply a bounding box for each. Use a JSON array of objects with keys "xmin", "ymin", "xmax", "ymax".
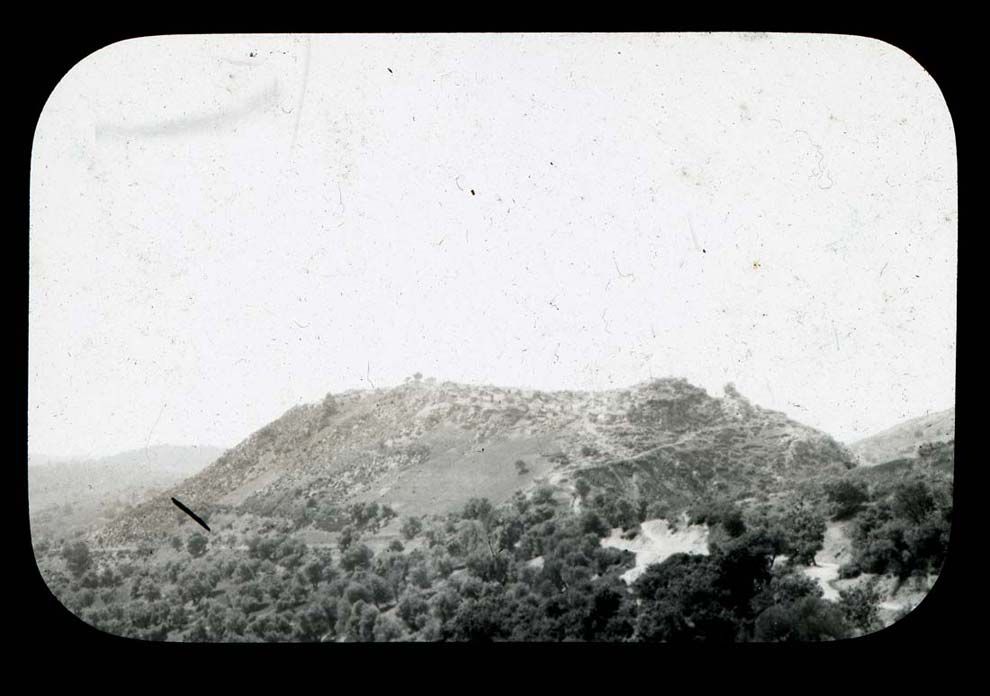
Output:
[{"xmin": 14, "ymin": 17, "xmax": 973, "ymax": 681}]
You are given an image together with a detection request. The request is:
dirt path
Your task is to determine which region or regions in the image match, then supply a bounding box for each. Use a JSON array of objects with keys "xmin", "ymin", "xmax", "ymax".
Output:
[
  {"xmin": 801, "ymin": 521, "xmax": 851, "ymax": 601},
  {"xmin": 804, "ymin": 563, "xmax": 841, "ymax": 601}
]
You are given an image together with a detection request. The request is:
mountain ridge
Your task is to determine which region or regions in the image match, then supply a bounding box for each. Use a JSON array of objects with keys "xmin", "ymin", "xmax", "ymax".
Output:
[{"xmin": 848, "ymin": 407, "xmax": 955, "ymax": 466}]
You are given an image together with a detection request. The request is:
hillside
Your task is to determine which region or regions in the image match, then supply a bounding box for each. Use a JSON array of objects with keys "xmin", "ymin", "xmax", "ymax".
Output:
[
  {"xmin": 97, "ymin": 377, "xmax": 855, "ymax": 546},
  {"xmin": 29, "ymin": 445, "xmax": 223, "ymax": 536},
  {"xmin": 848, "ymin": 407, "xmax": 955, "ymax": 466}
]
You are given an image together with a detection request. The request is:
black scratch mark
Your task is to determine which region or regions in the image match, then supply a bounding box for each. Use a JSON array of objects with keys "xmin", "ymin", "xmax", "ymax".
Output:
[{"xmin": 171, "ymin": 497, "xmax": 211, "ymax": 532}]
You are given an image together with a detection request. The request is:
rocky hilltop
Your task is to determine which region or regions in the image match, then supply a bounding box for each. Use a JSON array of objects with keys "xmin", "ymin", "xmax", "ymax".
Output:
[{"xmin": 97, "ymin": 377, "xmax": 854, "ymax": 545}]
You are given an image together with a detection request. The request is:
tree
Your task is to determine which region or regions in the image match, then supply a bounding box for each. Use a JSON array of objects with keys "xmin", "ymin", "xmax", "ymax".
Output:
[
  {"xmin": 461, "ymin": 498, "xmax": 495, "ymax": 525},
  {"xmin": 579, "ymin": 510, "xmax": 611, "ymax": 538},
  {"xmin": 531, "ymin": 486, "xmax": 557, "ymax": 507},
  {"xmin": 824, "ymin": 479, "xmax": 871, "ymax": 520},
  {"xmin": 893, "ymin": 481, "xmax": 936, "ymax": 525},
  {"xmin": 339, "ymin": 525, "xmax": 357, "ymax": 550},
  {"xmin": 400, "ymin": 516, "xmax": 423, "ymax": 541},
  {"xmin": 176, "ymin": 569, "xmax": 213, "ymax": 604},
  {"xmin": 712, "ymin": 529, "xmax": 778, "ymax": 616},
  {"xmin": 343, "ymin": 580, "xmax": 374, "ymax": 606},
  {"xmin": 689, "ymin": 499, "xmax": 746, "ymax": 537},
  {"xmin": 634, "ymin": 554, "xmax": 737, "ymax": 642},
  {"xmin": 61, "ymin": 541, "xmax": 92, "ymax": 578},
  {"xmin": 449, "ymin": 593, "xmax": 507, "ymax": 642},
  {"xmin": 843, "ymin": 472, "xmax": 951, "ymax": 581},
  {"xmin": 302, "ymin": 560, "xmax": 325, "ymax": 587},
  {"xmin": 515, "ymin": 459, "xmax": 529, "ymax": 476},
  {"xmin": 373, "ymin": 613, "xmax": 407, "ymax": 641},
  {"xmin": 187, "ymin": 532, "xmax": 208, "ymax": 558},
  {"xmin": 296, "ymin": 600, "xmax": 337, "ymax": 641},
  {"xmin": 837, "ymin": 580, "xmax": 883, "ymax": 636},
  {"xmin": 591, "ymin": 491, "xmax": 639, "ymax": 530},
  {"xmin": 398, "ymin": 589, "xmax": 431, "ymax": 631},
  {"xmin": 750, "ymin": 567, "xmax": 822, "ymax": 618},
  {"xmin": 340, "ymin": 600, "xmax": 379, "ymax": 642},
  {"xmin": 753, "ymin": 596, "xmax": 849, "ymax": 641},
  {"xmin": 340, "ymin": 544, "xmax": 374, "ymax": 572},
  {"xmin": 779, "ymin": 503, "xmax": 827, "ymax": 566}
]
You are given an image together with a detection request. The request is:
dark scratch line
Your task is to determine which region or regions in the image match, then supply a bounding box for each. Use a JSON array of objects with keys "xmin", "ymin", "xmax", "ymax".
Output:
[{"xmin": 171, "ymin": 497, "xmax": 211, "ymax": 532}]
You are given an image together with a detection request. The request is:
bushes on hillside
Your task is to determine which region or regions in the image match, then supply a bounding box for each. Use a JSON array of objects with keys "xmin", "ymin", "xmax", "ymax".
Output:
[
  {"xmin": 823, "ymin": 479, "xmax": 871, "ymax": 520},
  {"xmin": 778, "ymin": 503, "xmax": 827, "ymax": 566},
  {"xmin": 41, "ymin": 466, "xmax": 937, "ymax": 643},
  {"xmin": 753, "ymin": 596, "xmax": 849, "ymax": 641},
  {"xmin": 842, "ymin": 477, "xmax": 951, "ymax": 580},
  {"xmin": 187, "ymin": 532, "xmax": 208, "ymax": 558},
  {"xmin": 837, "ymin": 580, "xmax": 883, "ymax": 635},
  {"xmin": 61, "ymin": 540, "xmax": 92, "ymax": 578},
  {"xmin": 400, "ymin": 516, "xmax": 423, "ymax": 540},
  {"xmin": 689, "ymin": 499, "xmax": 746, "ymax": 538},
  {"xmin": 340, "ymin": 544, "xmax": 374, "ymax": 572}
]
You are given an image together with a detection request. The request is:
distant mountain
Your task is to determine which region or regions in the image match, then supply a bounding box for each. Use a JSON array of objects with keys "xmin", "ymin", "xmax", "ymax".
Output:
[
  {"xmin": 29, "ymin": 445, "xmax": 223, "ymax": 534},
  {"xmin": 98, "ymin": 378, "xmax": 855, "ymax": 545},
  {"xmin": 848, "ymin": 408, "xmax": 955, "ymax": 467}
]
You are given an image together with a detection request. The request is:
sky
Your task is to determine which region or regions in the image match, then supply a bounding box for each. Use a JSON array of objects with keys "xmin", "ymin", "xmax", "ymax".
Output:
[{"xmin": 29, "ymin": 33, "xmax": 957, "ymax": 459}]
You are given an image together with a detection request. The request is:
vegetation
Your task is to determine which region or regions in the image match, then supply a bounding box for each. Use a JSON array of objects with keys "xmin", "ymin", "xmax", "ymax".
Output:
[
  {"xmin": 823, "ymin": 479, "xmax": 870, "ymax": 520},
  {"xmin": 37, "ymin": 479, "xmax": 920, "ymax": 642},
  {"xmin": 840, "ymin": 472, "xmax": 951, "ymax": 581},
  {"xmin": 187, "ymin": 533, "xmax": 208, "ymax": 558}
]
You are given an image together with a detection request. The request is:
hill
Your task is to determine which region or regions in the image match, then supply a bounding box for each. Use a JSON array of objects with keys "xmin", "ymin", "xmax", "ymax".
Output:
[
  {"xmin": 848, "ymin": 408, "xmax": 955, "ymax": 466},
  {"xmin": 29, "ymin": 445, "xmax": 223, "ymax": 536},
  {"xmin": 97, "ymin": 377, "xmax": 855, "ymax": 545}
]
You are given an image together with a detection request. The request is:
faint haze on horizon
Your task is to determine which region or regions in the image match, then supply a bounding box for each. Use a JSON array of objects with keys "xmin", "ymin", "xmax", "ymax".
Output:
[{"xmin": 29, "ymin": 33, "xmax": 956, "ymax": 460}]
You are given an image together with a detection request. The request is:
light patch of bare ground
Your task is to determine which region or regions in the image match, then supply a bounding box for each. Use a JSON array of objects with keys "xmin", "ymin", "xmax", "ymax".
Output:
[
  {"xmin": 800, "ymin": 520, "xmax": 853, "ymax": 600},
  {"xmin": 601, "ymin": 517, "xmax": 710, "ymax": 583}
]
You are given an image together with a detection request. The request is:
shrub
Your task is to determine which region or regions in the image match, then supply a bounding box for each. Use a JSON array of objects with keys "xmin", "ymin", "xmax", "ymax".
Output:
[
  {"xmin": 398, "ymin": 590, "xmax": 431, "ymax": 631},
  {"xmin": 778, "ymin": 504, "xmax": 826, "ymax": 566},
  {"xmin": 753, "ymin": 596, "xmax": 849, "ymax": 642},
  {"xmin": 340, "ymin": 544, "xmax": 374, "ymax": 572},
  {"xmin": 61, "ymin": 541, "xmax": 92, "ymax": 578},
  {"xmin": 400, "ymin": 516, "xmax": 423, "ymax": 540},
  {"xmin": 847, "ymin": 477, "xmax": 951, "ymax": 580},
  {"xmin": 837, "ymin": 580, "xmax": 883, "ymax": 635},
  {"xmin": 187, "ymin": 533, "xmax": 208, "ymax": 558},
  {"xmin": 574, "ymin": 478, "xmax": 592, "ymax": 500},
  {"xmin": 823, "ymin": 479, "xmax": 870, "ymax": 520},
  {"xmin": 837, "ymin": 560, "xmax": 862, "ymax": 579},
  {"xmin": 689, "ymin": 499, "xmax": 748, "ymax": 537}
]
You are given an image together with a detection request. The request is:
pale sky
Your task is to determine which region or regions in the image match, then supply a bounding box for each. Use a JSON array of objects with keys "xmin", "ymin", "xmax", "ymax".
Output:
[{"xmin": 29, "ymin": 33, "xmax": 957, "ymax": 459}]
